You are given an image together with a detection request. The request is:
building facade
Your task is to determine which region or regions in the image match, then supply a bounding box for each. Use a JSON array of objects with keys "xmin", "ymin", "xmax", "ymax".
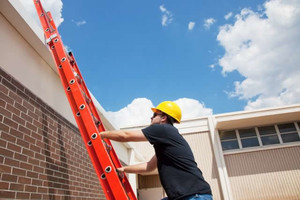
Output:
[{"xmin": 1, "ymin": 0, "xmax": 300, "ymax": 199}]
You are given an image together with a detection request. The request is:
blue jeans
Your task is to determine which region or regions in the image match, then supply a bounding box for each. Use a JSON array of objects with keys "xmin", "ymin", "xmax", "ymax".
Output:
[{"xmin": 161, "ymin": 194, "xmax": 213, "ymax": 200}]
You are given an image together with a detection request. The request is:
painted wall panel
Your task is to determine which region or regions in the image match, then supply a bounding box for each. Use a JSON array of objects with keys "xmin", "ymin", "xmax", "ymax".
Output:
[{"xmin": 224, "ymin": 146, "xmax": 300, "ymax": 200}]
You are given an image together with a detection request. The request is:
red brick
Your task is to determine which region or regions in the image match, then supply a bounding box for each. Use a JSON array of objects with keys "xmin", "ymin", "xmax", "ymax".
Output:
[
  {"xmin": 22, "ymin": 100, "xmax": 34, "ymax": 112},
  {"xmin": 17, "ymin": 89, "xmax": 30, "ymax": 101},
  {"xmin": 1, "ymin": 132, "xmax": 16, "ymax": 144},
  {"xmin": 24, "ymin": 135, "xmax": 36, "ymax": 145},
  {"xmin": 31, "ymin": 131, "xmax": 42, "ymax": 141},
  {"xmin": 9, "ymin": 90, "xmax": 22, "ymax": 104},
  {"xmin": 26, "ymin": 171, "xmax": 38, "ymax": 179},
  {"xmin": 0, "ymin": 181, "xmax": 9, "ymax": 189},
  {"xmin": 6, "ymin": 103, "xmax": 21, "ymax": 116},
  {"xmin": 20, "ymin": 112, "xmax": 33, "ymax": 123},
  {"xmin": 26, "ymin": 121, "xmax": 37, "ymax": 132},
  {"xmin": 0, "ymin": 84, "xmax": 9, "ymax": 94},
  {"xmin": 28, "ymin": 157, "xmax": 39, "ymax": 166},
  {"xmin": 0, "ymin": 106, "xmax": 12, "ymax": 119},
  {"xmin": 25, "ymin": 184, "xmax": 37, "ymax": 192},
  {"xmin": 0, "ymin": 98, "xmax": 6, "ymax": 108},
  {"xmin": 14, "ymin": 101, "xmax": 27, "ymax": 113},
  {"xmin": 33, "ymin": 119, "xmax": 43, "ymax": 129},
  {"xmin": 22, "ymin": 148, "xmax": 34, "ymax": 157},
  {"xmin": 12, "ymin": 167, "xmax": 26, "ymax": 176},
  {"xmin": 32, "ymin": 178, "xmax": 43, "ymax": 186},
  {"xmin": 3, "ymin": 117, "xmax": 18, "ymax": 129},
  {"xmin": 0, "ymin": 91, "xmax": 14, "ymax": 105},
  {"xmin": 16, "ymin": 138, "xmax": 29, "ymax": 148},
  {"xmin": 9, "ymin": 128, "xmax": 23, "ymax": 139},
  {"xmin": 0, "ymin": 147, "xmax": 14, "ymax": 158},
  {"xmin": 0, "ymin": 139, "xmax": 7, "ymax": 148},
  {"xmin": 12, "ymin": 114, "xmax": 25, "ymax": 125},
  {"xmin": 2, "ymin": 78, "xmax": 17, "ymax": 92},
  {"xmin": 18, "ymin": 124, "xmax": 31, "ymax": 135},
  {"xmin": 0, "ymin": 122, "xmax": 10, "ymax": 133},
  {"xmin": 4, "ymin": 157, "xmax": 19, "ymax": 167},
  {"xmin": 34, "ymin": 108, "xmax": 43, "ymax": 117},
  {"xmin": 35, "ymin": 152, "xmax": 46, "ymax": 161},
  {"xmin": 14, "ymin": 152, "xmax": 28, "ymax": 162},
  {"xmin": 30, "ymin": 193, "xmax": 42, "ymax": 199},
  {"xmin": 2, "ymin": 174, "xmax": 18, "ymax": 182},
  {"xmin": 33, "ymin": 165, "xmax": 44, "ymax": 173},
  {"xmin": 7, "ymin": 142, "xmax": 22, "ymax": 153},
  {"xmin": 0, "ymin": 155, "xmax": 4, "ymax": 164},
  {"xmin": 38, "ymin": 187, "xmax": 48, "ymax": 193},
  {"xmin": 28, "ymin": 110, "xmax": 39, "ymax": 121},
  {"xmin": 16, "ymin": 192, "xmax": 30, "ymax": 199},
  {"xmin": 20, "ymin": 162, "xmax": 32, "ymax": 171},
  {"xmin": 0, "ymin": 164, "xmax": 12, "ymax": 173},
  {"xmin": 0, "ymin": 190, "xmax": 15, "ymax": 199},
  {"xmin": 18, "ymin": 176, "xmax": 31, "ymax": 184},
  {"xmin": 10, "ymin": 183, "xmax": 25, "ymax": 191}
]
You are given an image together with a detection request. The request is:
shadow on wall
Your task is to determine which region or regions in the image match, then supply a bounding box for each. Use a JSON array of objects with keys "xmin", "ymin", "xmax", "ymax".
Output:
[{"xmin": 41, "ymin": 107, "xmax": 71, "ymax": 199}]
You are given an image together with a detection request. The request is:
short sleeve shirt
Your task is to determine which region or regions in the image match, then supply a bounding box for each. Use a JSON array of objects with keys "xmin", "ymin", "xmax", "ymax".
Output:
[{"xmin": 142, "ymin": 124, "xmax": 212, "ymax": 200}]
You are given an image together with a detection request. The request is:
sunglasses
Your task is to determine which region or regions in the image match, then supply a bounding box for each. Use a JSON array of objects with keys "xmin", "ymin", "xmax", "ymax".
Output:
[{"xmin": 152, "ymin": 112, "xmax": 164, "ymax": 118}]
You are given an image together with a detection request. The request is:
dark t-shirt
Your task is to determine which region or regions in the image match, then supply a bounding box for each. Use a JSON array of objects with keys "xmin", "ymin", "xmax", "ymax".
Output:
[{"xmin": 142, "ymin": 124, "xmax": 212, "ymax": 200}]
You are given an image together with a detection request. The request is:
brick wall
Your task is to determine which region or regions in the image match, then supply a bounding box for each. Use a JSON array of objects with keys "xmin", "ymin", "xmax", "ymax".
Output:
[{"xmin": 0, "ymin": 67, "xmax": 105, "ymax": 200}]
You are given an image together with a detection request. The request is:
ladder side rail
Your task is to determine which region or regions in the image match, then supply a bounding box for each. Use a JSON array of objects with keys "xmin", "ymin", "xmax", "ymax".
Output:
[
  {"xmin": 69, "ymin": 54, "xmax": 137, "ymax": 200},
  {"xmin": 51, "ymin": 37, "xmax": 130, "ymax": 200},
  {"xmin": 43, "ymin": 28, "xmax": 117, "ymax": 199},
  {"xmin": 47, "ymin": 39, "xmax": 116, "ymax": 200},
  {"xmin": 68, "ymin": 54, "xmax": 123, "ymax": 167},
  {"xmin": 67, "ymin": 49, "xmax": 137, "ymax": 200},
  {"xmin": 33, "ymin": 1, "xmax": 137, "ymax": 199}
]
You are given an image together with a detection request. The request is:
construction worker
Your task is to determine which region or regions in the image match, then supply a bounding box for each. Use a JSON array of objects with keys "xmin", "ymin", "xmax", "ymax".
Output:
[{"xmin": 100, "ymin": 101, "xmax": 212, "ymax": 200}]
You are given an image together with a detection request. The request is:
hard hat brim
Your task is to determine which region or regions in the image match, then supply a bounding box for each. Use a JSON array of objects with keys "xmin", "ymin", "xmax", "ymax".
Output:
[{"xmin": 151, "ymin": 108, "xmax": 158, "ymax": 113}]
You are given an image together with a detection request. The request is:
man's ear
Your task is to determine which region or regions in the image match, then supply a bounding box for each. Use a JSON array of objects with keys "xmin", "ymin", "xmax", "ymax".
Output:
[{"xmin": 161, "ymin": 115, "xmax": 168, "ymax": 123}]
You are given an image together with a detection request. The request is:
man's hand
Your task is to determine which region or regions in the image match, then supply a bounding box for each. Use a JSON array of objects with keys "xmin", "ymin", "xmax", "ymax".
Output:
[
  {"xmin": 117, "ymin": 166, "xmax": 125, "ymax": 173},
  {"xmin": 117, "ymin": 167, "xmax": 125, "ymax": 179}
]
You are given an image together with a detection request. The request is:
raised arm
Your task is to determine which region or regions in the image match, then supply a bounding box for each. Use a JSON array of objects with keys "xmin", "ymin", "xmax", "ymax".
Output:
[{"xmin": 100, "ymin": 129, "xmax": 148, "ymax": 142}]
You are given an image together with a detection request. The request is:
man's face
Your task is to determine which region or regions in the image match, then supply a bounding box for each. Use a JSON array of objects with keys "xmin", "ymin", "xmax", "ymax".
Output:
[{"xmin": 150, "ymin": 112, "xmax": 164, "ymax": 125}]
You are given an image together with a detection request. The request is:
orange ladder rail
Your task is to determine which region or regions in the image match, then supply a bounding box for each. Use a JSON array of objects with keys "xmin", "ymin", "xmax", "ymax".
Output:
[{"xmin": 33, "ymin": 1, "xmax": 137, "ymax": 199}]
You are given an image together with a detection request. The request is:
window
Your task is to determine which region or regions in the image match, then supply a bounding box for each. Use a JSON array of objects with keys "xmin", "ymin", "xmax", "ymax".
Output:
[
  {"xmin": 219, "ymin": 121, "xmax": 300, "ymax": 151},
  {"xmin": 219, "ymin": 130, "xmax": 239, "ymax": 150},
  {"xmin": 239, "ymin": 128, "xmax": 259, "ymax": 148},
  {"xmin": 258, "ymin": 125, "xmax": 279, "ymax": 145},
  {"xmin": 277, "ymin": 123, "xmax": 300, "ymax": 143}
]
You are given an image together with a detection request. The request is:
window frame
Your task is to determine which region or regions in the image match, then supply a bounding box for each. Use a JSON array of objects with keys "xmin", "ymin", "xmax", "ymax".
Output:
[{"xmin": 219, "ymin": 121, "xmax": 300, "ymax": 152}]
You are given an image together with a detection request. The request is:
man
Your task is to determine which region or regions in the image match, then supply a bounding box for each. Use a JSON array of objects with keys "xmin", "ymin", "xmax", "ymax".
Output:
[{"xmin": 100, "ymin": 101, "xmax": 212, "ymax": 200}]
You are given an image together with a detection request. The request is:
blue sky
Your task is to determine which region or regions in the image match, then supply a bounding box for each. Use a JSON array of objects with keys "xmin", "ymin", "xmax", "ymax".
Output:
[{"xmin": 22, "ymin": 0, "xmax": 300, "ymax": 127}]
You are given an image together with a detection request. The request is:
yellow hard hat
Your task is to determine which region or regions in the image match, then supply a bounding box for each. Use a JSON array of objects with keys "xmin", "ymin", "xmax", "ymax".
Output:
[{"xmin": 151, "ymin": 101, "xmax": 182, "ymax": 123}]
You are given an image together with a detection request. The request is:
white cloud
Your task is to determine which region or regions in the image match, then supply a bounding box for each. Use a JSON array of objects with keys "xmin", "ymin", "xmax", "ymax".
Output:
[
  {"xmin": 159, "ymin": 5, "xmax": 173, "ymax": 26},
  {"xmin": 72, "ymin": 19, "xmax": 87, "ymax": 26},
  {"xmin": 106, "ymin": 98, "xmax": 213, "ymax": 128},
  {"xmin": 106, "ymin": 98, "xmax": 154, "ymax": 128},
  {"xmin": 20, "ymin": 0, "xmax": 64, "ymax": 28},
  {"xmin": 188, "ymin": 22, "xmax": 196, "ymax": 30},
  {"xmin": 174, "ymin": 98, "xmax": 213, "ymax": 120},
  {"xmin": 217, "ymin": 0, "xmax": 300, "ymax": 110},
  {"xmin": 224, "ymin": 12, "xmax": 233, "ymax": 20},
  {"xmin": 204, "ymin": 18, "xmax": 216, "ymax": 30}
]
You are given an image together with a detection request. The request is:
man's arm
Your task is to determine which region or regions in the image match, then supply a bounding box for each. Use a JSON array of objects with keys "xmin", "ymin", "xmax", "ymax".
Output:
[
  {"xmin": 118, "ymin": 155, "xmax": 157, "ymax": 174},
  {"xmin": 100, "ymin": 129, "xmax": 148, "ymax": 142}
]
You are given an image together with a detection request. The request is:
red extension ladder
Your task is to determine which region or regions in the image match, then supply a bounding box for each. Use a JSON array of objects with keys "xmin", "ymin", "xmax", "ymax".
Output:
[{"xmin": 33, "ymin": 1, "xmax": 137, "ymax": 199}]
